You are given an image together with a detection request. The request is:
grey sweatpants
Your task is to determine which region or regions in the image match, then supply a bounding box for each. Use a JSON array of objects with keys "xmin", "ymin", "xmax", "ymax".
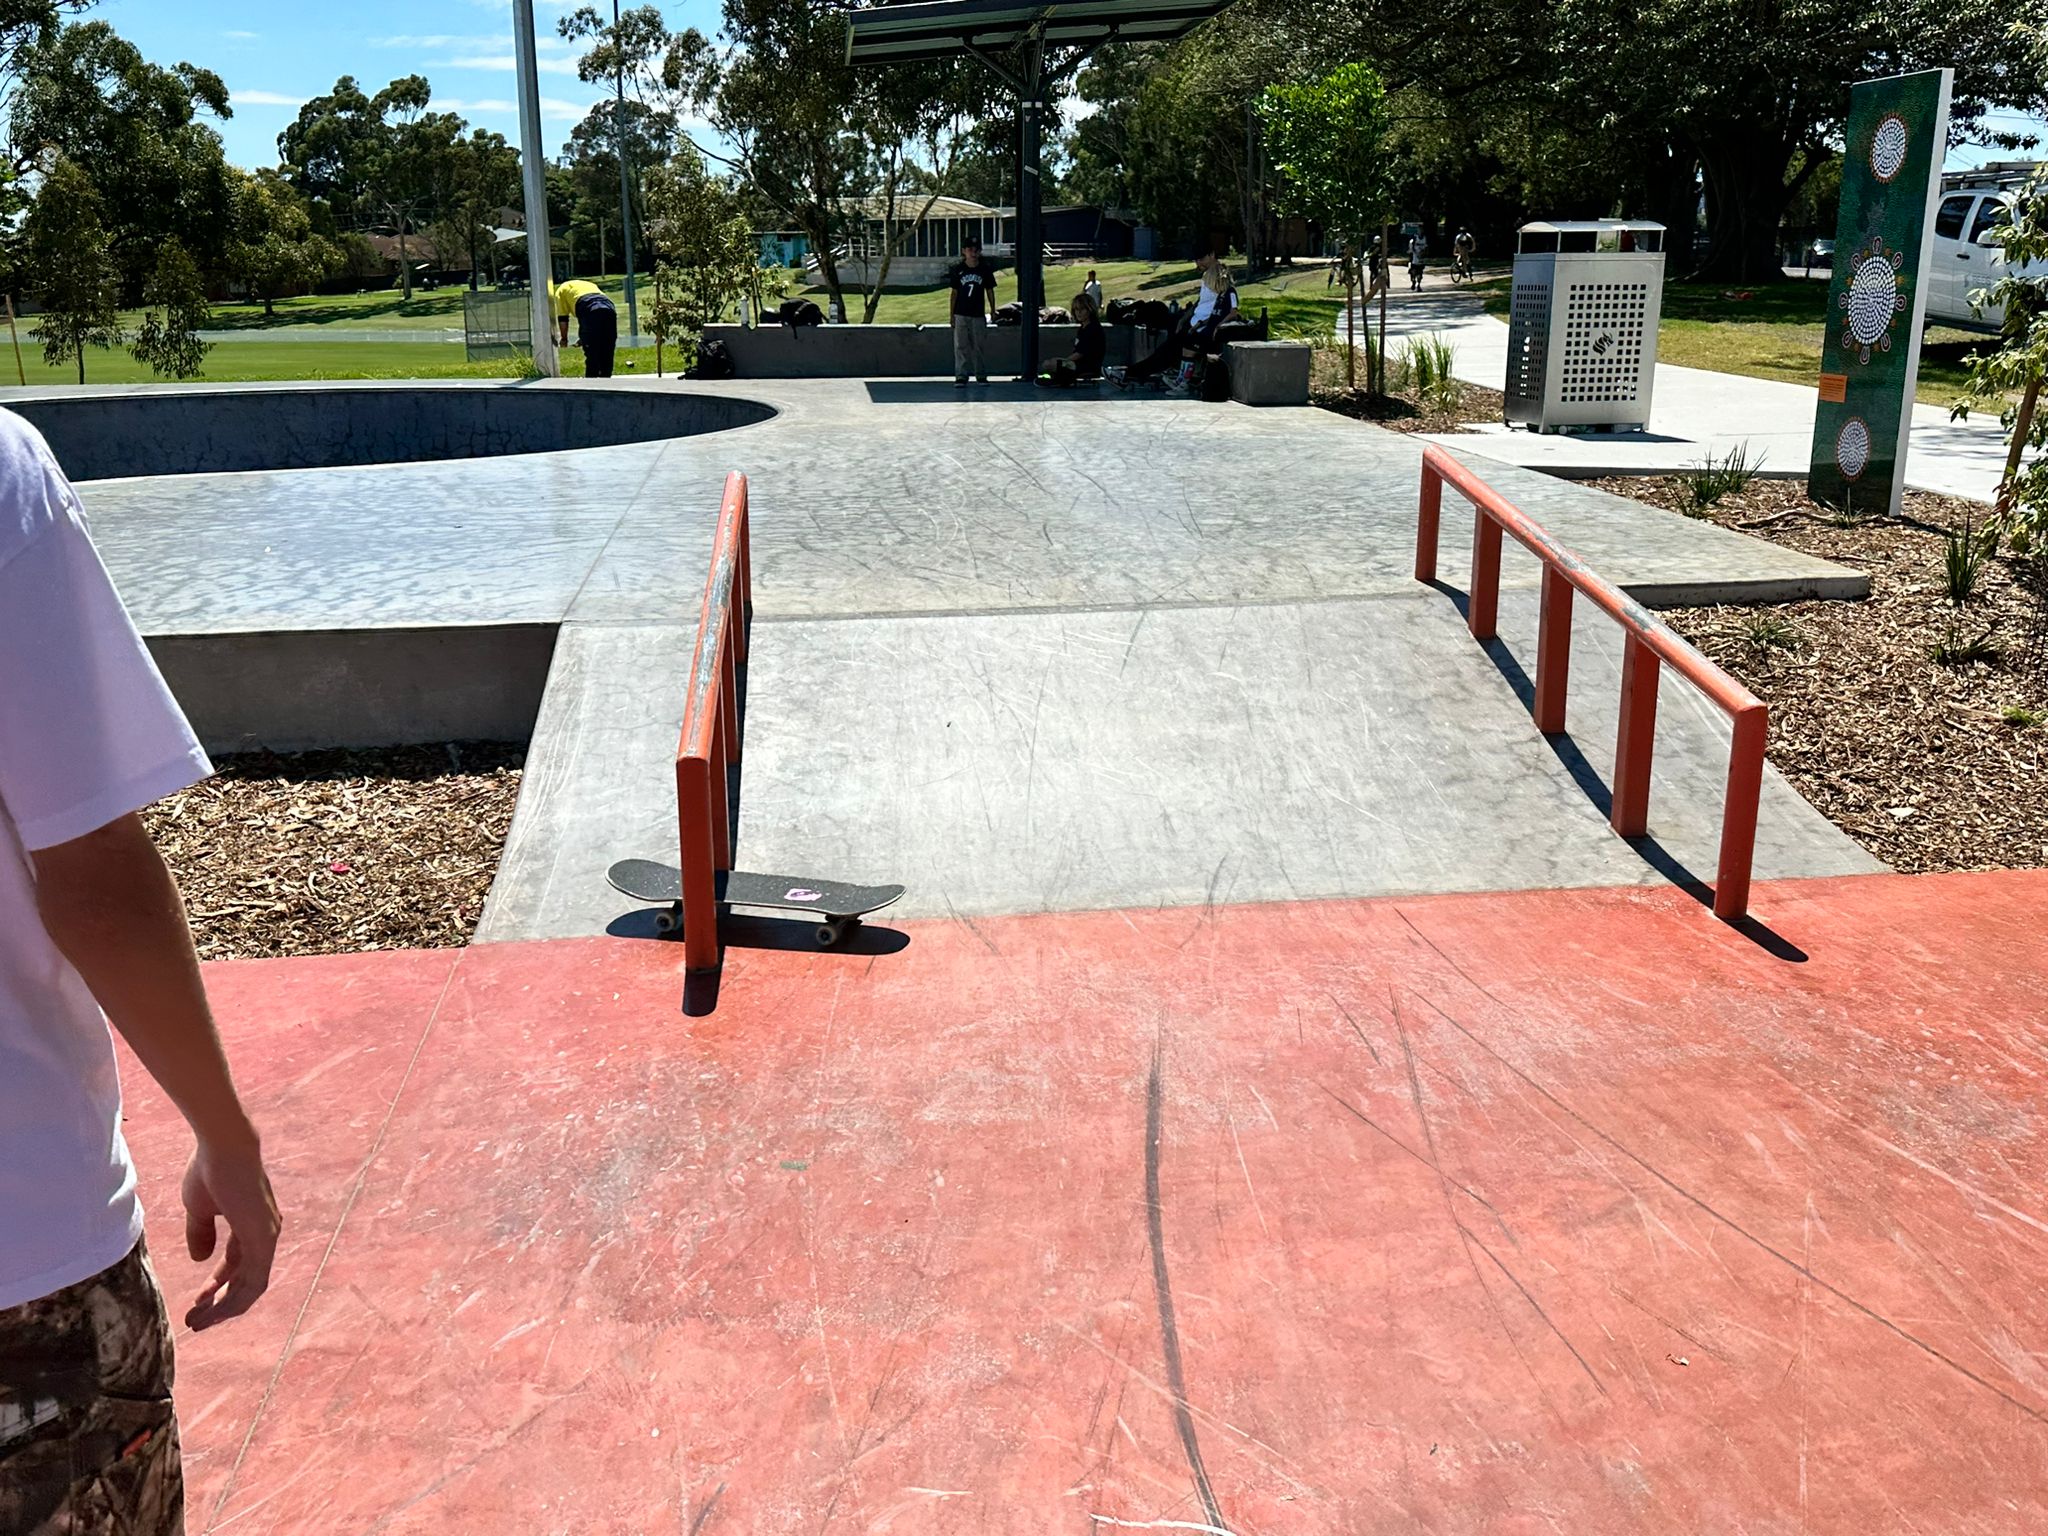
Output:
[{"xmin": 952, "ymin": 315, "xmax": 987, "ymax": 382}]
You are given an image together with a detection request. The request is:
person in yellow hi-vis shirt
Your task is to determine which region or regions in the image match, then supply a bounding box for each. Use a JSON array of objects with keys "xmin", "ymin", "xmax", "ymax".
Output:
[{"xmin": 551, "ymin": 279, "xmax": 618, "ymax": 378}]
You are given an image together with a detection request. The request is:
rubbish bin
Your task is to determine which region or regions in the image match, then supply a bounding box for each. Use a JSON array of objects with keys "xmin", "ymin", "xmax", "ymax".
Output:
[{"xmin": 1504, "ymin": 220, "xmax": 1666, "ymax": 433}]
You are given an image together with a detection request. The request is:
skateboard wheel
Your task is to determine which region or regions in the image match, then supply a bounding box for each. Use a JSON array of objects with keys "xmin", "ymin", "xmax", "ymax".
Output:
[
  {"xmin": 816, "ymin": 921, "xmax": 846, "ymax": 948},
  {"xmin": 654, "ymin": 908, "xmax": 680, "ymax": 936}
]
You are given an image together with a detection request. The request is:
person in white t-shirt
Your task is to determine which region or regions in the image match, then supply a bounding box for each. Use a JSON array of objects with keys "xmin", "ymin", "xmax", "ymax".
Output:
[
  {"xmin": 0, "ymin": 408, "xmax": 279, "ymax": 1535},
  {"xmin": 1118, "ymin": 249, "xmax": 1240, "ymax": 384}
]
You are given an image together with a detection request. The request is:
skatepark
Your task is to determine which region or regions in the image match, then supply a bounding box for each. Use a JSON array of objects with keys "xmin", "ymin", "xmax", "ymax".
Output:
[{"xmin": 36, "ymin": 376, "xmax": 2048, "ymax": 1531}]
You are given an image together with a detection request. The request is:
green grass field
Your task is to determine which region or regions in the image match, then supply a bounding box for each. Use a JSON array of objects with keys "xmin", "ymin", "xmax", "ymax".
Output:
[
  {"xmin": 13, "ymin": 261, "xmax": 1998, "ymax": 399},
  {"xmin": 1473, "ymin": 274, "xmax": 1994, "ymax": 407}
]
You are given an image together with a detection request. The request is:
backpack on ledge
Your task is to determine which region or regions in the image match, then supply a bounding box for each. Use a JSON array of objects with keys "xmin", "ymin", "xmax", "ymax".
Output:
[
  {"xmin": 685, "ymin": 338, "xmax": 735, "ymax": 379},
  {"xmin": 778, "ymin": 298, "xmax": 824, "ymax": 327}
]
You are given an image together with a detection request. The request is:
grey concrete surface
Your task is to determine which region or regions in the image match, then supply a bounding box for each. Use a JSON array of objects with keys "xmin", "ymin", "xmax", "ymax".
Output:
[
  {"xmin": 14, "ymin": 382, "xmax": 772, "ymax": 481},
  {"xmin": 702, "ymin": 322, "xmax": 1143, "ymax": 378},
  {"xmin": 482, "ymin": 589, "xmax": 1878, "ymax": 941},
  {"xmin": 0, "ymin": 377, "xmax": 1880, "ymax": 940},
  {"xmin": 65, "ymin": 379, "xmax": 1862, "ymax": 643},
  {"xmin": 1224, "ymin": 340, "xmax": 1312, "ymax": 405},
  {"xmin": 1365, "ymin": 288, "xmax": 2021, "ymax": 502},
  {"xmin": 150, "ymin": 625, "xmax": 557, "ymax": 753}
]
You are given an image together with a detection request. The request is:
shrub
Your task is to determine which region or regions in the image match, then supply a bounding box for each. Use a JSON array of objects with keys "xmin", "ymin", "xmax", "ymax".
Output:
[{"xmin": 1680, "ymin": 443, "xmax": 1761, "ymax": 509}]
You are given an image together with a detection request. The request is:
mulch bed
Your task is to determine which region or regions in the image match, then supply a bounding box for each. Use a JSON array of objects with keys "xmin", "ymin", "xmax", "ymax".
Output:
[
  {"xmin": 1590, "ymin": 475, "xmax": 2048, "ymax": 873},
  {"xmin": 1308, "ymin": 341, "xmax": 1505, "ymax": 432},
  {"xmin": 148, "ymin": 742, "xmax": 525, "ymax": 961},
  {"xmin": 1314, "ymin": 380, "xmax": 1506, "ymax": 433}
]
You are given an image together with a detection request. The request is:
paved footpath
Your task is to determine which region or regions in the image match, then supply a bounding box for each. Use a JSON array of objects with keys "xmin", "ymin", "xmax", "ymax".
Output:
[{"xmin": 1353, "ymin": 288, "xmax": 2015, "ymax": 501}]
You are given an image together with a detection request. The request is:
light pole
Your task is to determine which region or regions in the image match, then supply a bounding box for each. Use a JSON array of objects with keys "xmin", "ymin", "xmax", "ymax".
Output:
[
  {"xmin": 614, "ymin": 0, "xmax": 639, "ymax": 345},
  {"xmin": 513, "ymin": 0, "xmax": 559, "ymax": 376}
]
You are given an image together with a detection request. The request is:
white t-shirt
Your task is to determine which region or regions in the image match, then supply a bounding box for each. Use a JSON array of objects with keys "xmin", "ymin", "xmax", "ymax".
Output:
[
  {"xmin": 1190, "ymin": 278, "xmax": 1225, "ymax": 327},
  {"xmin": 0, "ymin": 408, "xmax": 211, "ymax": 1310}
]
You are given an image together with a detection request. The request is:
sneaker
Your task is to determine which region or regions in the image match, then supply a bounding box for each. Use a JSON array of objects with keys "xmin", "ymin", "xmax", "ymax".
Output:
[
  {"xmin": 954, "ymin": 378, "xmax": 969, "ymax": 388},
  {"xmin": 975, "ymin": 376, "xmax": 989, "ymax": 385}
]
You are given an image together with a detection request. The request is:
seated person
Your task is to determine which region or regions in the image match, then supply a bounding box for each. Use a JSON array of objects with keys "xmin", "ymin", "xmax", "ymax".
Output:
[
  {"xmin": 1121, "ymin": 250, "xmax": 1238, "ymax": 382},
  {"xmin": 1039, "ymin": 292, "xmax": 1106, "ymax": 385}
]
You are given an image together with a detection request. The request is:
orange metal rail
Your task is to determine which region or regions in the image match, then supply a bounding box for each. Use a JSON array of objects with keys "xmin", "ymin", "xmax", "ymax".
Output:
[
  {"xmin": 1414, "ymin": 445, "xmax": 1767, "ymax": 920},
  {"xmin": 674, "ymin": 473, "xmax": 754, "ymax": 972}
]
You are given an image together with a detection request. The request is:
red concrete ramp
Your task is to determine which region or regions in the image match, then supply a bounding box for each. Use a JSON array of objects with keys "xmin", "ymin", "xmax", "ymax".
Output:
[{"xmin": 128, "ymin": 871, "xmax": 2048, "ymax": 1533}]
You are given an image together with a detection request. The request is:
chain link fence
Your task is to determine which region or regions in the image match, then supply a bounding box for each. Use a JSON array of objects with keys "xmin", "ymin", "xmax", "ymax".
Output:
[{"xmin": 463, "ymin": 289, "xmax": 532, "ymax": 362}]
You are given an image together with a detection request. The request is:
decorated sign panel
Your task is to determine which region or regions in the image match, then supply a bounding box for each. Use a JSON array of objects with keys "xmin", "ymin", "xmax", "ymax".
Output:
[{"xmin": 1809, "ymin": 69, "xmax": 1952, "ymax": 517}]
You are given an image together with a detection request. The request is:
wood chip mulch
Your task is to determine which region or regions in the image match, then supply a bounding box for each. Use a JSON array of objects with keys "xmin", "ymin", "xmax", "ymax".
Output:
[
  {"xmin": 1313, "ymin": 378, "xmax": 1506, "ymax": 433},
  {"xmin": 147, "ymin": 742, "xmax": 525, "ymax": 960},
  {"xmin": 1589, "ymin": 475, "xmax": 2048, "ymax": 874}
]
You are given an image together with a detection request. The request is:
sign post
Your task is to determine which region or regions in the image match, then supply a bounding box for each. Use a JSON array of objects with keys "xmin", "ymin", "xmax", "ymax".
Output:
[
  {"xmin": 513, "ymin": 0, "xmax": 560, "ymax": 377},
  {"xmin": 1809, "ymin": 68, "xmax": 1952, "ymax": 517}
]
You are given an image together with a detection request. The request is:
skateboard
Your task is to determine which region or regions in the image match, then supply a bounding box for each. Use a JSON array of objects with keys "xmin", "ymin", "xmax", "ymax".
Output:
[{"xmin": 606, "ymin": 859, "xmax": 904, "ymax": 948}]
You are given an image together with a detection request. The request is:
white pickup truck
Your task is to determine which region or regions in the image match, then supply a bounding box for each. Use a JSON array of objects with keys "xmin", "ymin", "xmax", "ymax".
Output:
[{"xmin": 1927, "ymin": 165, "xmax": 2043, "ymax": 333}]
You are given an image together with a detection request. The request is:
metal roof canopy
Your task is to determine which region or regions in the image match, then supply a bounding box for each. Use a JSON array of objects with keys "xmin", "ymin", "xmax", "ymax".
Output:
[
  {"xmin": 845, "ymin": 0, "xmax": 1231, "ymax": 64},
  {"xmin": 846, "ymin": 0, "xmax": 1233, "ymax": 377}
]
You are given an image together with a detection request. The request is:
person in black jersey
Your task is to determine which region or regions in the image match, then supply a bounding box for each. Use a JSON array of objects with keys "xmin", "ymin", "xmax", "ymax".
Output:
[{"xmin": 947, "ymin": 236, "xmax": 998, "ymax": 386}]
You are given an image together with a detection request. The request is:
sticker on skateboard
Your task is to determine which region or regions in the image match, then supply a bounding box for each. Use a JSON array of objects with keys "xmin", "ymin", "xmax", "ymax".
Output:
[{"xmin": 607, "ymin": 859, "xmax": 904, "ymax": 948}]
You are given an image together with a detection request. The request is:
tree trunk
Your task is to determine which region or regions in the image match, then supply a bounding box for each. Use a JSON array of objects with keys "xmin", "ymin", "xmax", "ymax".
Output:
[
  {"xmin": 75, "ymin": 343, "xmax": 83, "ymax": 385},
  {"xmin": 1694, "ymin": 137, "xmax": 1797, "ymax": 282},
  {"xmin": 398, "ymin": 211, "xmax": 413, "ymax": 299},
  {"xmin": 263, "ymin": 295, "xmax": 275, "ymax": 317}
]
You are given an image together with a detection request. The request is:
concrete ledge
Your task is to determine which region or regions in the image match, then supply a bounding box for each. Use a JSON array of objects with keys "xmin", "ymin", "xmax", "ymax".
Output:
[
  {"xmin": 704, "ymin": 323, "xmax": 1145, "ymax": 379},
  {"xmin": 149, "ymin": 624, "xmax": 558, "ymax": 752},
  {"xmin": 1225, "ymin": 340, "xmax": 1312, "ymax": 406}
]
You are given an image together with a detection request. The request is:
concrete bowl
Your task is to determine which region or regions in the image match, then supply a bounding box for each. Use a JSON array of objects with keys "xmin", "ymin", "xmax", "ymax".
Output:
[{"xmin": 10, "ymin": 382, "xmax": 777, "ymax": 481}]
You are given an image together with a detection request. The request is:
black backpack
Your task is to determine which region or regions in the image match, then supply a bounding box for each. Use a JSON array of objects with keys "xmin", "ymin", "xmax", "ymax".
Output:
[
  {"xmin": 1038, "ymin": 306, "xmax": 1070, "ymax": 325},
  {"xmin": 685, "ymin": 338, "xmax": 735, "ymax": 379},
  {"xmin": 993, "ymin": 300, "xmax": 1024, "ymax": 327},
  {"xmin": 778, "ymin": 298, "xmax": 824, "ymax": 327},
  {"xmin": 1104, "ymin": 296, "xmax": 1143, "ymax": 325},
  {"xmin": 1134, "ymin": 298, "xmax": 1173, "ymax": 331}
]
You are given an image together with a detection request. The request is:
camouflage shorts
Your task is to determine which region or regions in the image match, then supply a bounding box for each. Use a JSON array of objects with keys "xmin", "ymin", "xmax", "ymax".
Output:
[{"xmin": 0, "ymin": 1238, "xmax": 183, "ymax": 1536}]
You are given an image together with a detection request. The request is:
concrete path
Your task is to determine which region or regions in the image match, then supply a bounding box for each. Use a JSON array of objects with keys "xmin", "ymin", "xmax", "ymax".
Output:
[{"xmin": 1355, "ymin": 288, "xmax": 2014, "ymax": 501}]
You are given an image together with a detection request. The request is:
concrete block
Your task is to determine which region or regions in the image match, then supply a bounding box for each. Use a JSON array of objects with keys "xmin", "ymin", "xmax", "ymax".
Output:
[
  {"xmin": 149, "ymin": 625, "xmax": 558, "ymax": 752},
  {"xmin": 701, "ymin": 323, "xmax": 1142, "ymax": 379},
  {"xmin": 1224, "ymin": 340, "xmax": 1312, "ymax": 406}
]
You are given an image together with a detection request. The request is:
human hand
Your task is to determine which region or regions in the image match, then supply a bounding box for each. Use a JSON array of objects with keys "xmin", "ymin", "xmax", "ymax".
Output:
[{"xmin": 181, "ymin": 1135, "xmax": 281, "ymax": 1330}]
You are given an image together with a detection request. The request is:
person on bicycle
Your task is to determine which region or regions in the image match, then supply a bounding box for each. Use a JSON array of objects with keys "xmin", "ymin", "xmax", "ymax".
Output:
[{"xmin": 1453, "ymin": 229, "xmax": 1476, "ymax": 282}]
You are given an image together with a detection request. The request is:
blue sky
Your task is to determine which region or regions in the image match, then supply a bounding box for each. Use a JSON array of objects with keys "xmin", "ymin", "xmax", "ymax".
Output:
[
  {"xmin": 95, "ymin": 0, "xmax": 723, "ymax": 169},
  {"xmin": 88, "ymin": 2, "xmax": 2046, "ymax": 175}
]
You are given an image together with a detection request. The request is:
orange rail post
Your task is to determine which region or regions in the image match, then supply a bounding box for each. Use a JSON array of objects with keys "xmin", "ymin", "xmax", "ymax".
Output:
[
  {"xmin": 1534, "ymin": 566, "xmax": 1574, "ymax": 735},
  {"xmin": 1468, "ymin": 508, "xmax": 1502, "ymax": 641},
  {"xmin": 677, "ymin": 754, "xmax": 720, "ymax": 973},
  {"xmin": 1414, "ymin": 444, "xmax": 1768, "ymax": 920},
  {"xmin": 1611, "ymin": 635, "xmax": 1660, "ymax": 837},
  {"xmin": 1415, "ymin": 458, "xmax": 1442, "ymax": 583},
  {"xmin": 672, "ymin": 472, "xmax": 751, "ymax": 974},
  {"xmin": 1715, "ymin": 708, "xmax": 1768, "ymax": 920}
]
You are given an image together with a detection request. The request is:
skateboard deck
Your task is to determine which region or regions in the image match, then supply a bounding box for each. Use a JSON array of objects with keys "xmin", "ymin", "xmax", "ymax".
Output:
[{"xmin": 607, "ymin": 859, "xmax": 904, "ymax": 947}]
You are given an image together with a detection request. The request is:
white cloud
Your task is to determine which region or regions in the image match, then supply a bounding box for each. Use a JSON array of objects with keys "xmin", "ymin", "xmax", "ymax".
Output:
[
  {"xmin": 445, "ymin": 52, "xmax": 582, "ymax": 75},
  {"xmin": 235, "ymin": 89, "xmax": 306, "ymax": 107},
  {"xmin": 432, "ymin": 94, "xmax": 598, "ymax": 122},
  {"xmin": 222, "ymin": 30, "xmax": 259, "ymax": 41}
]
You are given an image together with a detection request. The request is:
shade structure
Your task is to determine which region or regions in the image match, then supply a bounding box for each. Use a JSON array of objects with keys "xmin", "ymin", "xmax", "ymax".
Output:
[
  {"xmin": 846, "ymin": 0, "xmax": 1235, "ymax": 379},
  {"xmin": 845, "ymin": 0, "xmax": 1233, "ymax": 64}
]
